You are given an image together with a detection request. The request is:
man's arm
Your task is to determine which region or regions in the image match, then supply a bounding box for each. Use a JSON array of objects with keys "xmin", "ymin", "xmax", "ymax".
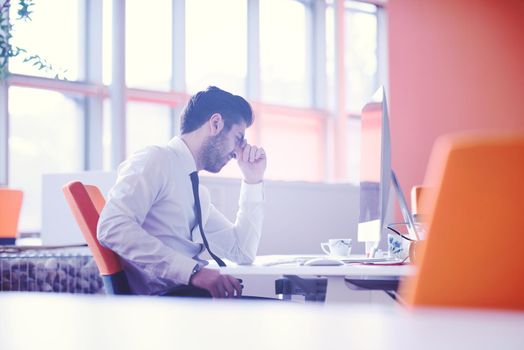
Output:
[
  {"xmin": 236, "ymin": 142, "xmax": 266, "ymax": 185},
  {"xmin": 197, "ymin": 142, "xmax": 266, "ymax": 264},
  {"xmin": 189, "ymin": 268, "xmax": 243, "ymax": 298},
  {"xmin": 97, "ymin": 148, "xmax": 197, "ymax": 290},
  {"xmin": 199, "ymin": 182, "xmax": 264, "ymax": 264}
]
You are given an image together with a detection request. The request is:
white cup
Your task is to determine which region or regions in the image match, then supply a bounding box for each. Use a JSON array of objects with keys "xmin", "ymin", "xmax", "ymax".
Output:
[
  {"xmin": 321, "ymin": 238, "xmax": 352, "ymax": 257},
  {"xmin": 387, "ymin": 233, "xmax": 408, "ymax": 260}
]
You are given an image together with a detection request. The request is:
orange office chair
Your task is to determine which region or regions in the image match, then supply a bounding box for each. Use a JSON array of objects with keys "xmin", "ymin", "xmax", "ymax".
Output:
[
  {"xmin": 401, "ymin": 132, "xmax": 524, "ymax": 310},
  {"xmin": 0, "ymin": 188, "xmax": 24, "ymax": 245},
  {"xmin": 63, "ymin": 181, "xmax": 131, "ymax": 295}
]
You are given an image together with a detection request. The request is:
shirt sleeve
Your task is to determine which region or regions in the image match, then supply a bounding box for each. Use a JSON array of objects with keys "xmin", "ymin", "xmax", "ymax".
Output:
[
  {"xmin": 200, "ymin": 181, "xmax": 264, "ymax": 265},
  {"xmin": 97, "ymin": 147, "xmax": 196, "ymax": 287}
]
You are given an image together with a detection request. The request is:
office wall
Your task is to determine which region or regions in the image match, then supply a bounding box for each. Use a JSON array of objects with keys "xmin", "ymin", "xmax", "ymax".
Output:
[{"xmin": 388, "ymin": 0, "xmax": 524, "ymax": 199}]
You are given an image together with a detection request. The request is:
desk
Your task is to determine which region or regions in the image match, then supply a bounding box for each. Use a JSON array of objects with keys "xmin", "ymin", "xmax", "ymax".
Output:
[
  {"xmin": 0, "ymin": 293, "xmax": 523, "ymax": 350},
  {"xmin": 213, "ymin": 255, "xmax": 414, "ymax": 302}
]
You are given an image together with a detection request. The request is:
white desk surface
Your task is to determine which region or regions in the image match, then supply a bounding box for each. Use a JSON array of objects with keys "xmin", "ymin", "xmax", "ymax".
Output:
[
  {"xmin": 214, "ymin": 254, "xmax": 414, "ymax": 277},
  {"xmin": 0, "ymin": 293, "xmax": 523, "ymax": 350},
  {"xmin": 212, "ymin": 255, "xmax": 413, "ymax": 302}
]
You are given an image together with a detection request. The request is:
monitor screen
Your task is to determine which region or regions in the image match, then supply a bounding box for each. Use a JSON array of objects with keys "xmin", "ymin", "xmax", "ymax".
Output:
[{"xmin": 357, "ymin": 87, "xmax": 391, "ymax": 255}]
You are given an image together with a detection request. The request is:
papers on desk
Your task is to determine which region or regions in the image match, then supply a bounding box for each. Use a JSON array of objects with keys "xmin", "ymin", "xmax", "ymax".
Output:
[
  {"xmin": 256, "ymin": 256, "xmax": 311, "ymax": 266},
  {"xmin": 340, "ymin": 256, "xmax": 400, "ymax": 264},
  {"xmin": 256, "ymin": 255, "xmax": 405, "ymax": 267}
]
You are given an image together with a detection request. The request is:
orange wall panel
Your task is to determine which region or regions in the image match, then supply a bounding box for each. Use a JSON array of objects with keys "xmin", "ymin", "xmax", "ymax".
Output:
[{"xmin": 388, "ymin": 0, "xmax": 524, "ymax": 198}]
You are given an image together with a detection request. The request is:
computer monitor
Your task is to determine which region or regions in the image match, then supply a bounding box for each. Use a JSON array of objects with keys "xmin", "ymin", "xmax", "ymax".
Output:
[{"xmin": 357, "ymin": 87, "xmax": 391, "ymax": 256}]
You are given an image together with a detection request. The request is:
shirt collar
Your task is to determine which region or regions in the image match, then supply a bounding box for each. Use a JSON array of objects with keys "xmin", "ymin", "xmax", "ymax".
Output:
[{"xmin": 167, "ymin": 136, "xmax": 198, "ymax": 175}]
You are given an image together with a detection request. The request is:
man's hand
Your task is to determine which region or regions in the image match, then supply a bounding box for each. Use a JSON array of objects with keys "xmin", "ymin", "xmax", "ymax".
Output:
[
  {"xmin": 235, "ymin": 141, "xmax": 267, "ymax": 184},
  {"xmin": 189, "ymin": 268, "xmax": 243, "ymax": 298}
]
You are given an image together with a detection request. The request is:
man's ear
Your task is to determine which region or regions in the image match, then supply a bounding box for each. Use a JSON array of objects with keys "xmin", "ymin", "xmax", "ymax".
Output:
[{"xmin": 209, "ymin": 113, "xmax": 224, "ymax": 136}]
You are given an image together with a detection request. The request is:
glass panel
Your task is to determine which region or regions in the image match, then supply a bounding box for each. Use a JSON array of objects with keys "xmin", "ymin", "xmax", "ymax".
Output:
[
  {"xmin": 102, "ymin": 0, "xmax": 112, "ymax": 85},
  {"xmin": 126, "ymin": 102, "xmax": 172, "ymax": 157},
  {"xmin": 9, "ymin": 0, "xmax": 82, "ymax": 80},
  {"xmin": 346, "ymin": 117, "xmax": 361, "ymax": 185},
  {"xmin": 259, "ymin": 112, "xmax": 323, "ymax": 182},
  {"xmin": 126, "ymin": 0, "xmax": 172, "ymax": 90},
  {"xmin": 8, "ymin": 87, "xmax": 84, "ymax": 231},
  {"xmin": 185, "ymin": 0, "xmax": 247, "ymax": 95},
  {"xmin": 345, "ymin": 3, "xmax": 378, "ymax": 113},
  {"xmin": 102, "ymin": 99, "xmax": 111, "ymax": 170},
  {"xmin": 325, "ymin": 5, "xmax": 335, "ymax": 112},
  {"xmin": 260, "ymin": 0, "xmax": 309, "ymax": 107}
]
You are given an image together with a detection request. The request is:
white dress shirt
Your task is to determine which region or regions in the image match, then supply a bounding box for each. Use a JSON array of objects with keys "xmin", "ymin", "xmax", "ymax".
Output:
[{"xmin": 97, "ymin": 137, "xmax": 264, "ymax": 295}]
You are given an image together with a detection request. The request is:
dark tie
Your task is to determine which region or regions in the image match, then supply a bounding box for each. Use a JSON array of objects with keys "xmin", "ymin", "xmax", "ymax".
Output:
[{"xmin": 190, "ymin": 171, "xmax": 226, "ymax": 267}]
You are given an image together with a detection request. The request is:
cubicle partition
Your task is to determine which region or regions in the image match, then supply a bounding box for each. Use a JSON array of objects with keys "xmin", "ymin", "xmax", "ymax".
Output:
[{"xmin": 42, "ymin": 172, "xmax": 362, "ymax": 255}]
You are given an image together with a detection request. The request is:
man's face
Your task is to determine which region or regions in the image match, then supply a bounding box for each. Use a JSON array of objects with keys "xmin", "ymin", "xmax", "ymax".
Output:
[{"xmin": 199, "ymin": 122, "xmax": 246, "ymax": 173}]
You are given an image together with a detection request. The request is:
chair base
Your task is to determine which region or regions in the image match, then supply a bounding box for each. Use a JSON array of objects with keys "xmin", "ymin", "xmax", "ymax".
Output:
[
  {"xmin": 102, "ymin": 271, "xmax": 132, "ymax": 295},
  {"xmin": 0, "ymin": 238, "xmax": 16, "ymax": 245}
]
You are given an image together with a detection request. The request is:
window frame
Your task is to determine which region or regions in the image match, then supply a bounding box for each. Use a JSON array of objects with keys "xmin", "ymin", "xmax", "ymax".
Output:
[{"xmin": 0, "ymin": 0, "xmax": 387, "ymax": 230}]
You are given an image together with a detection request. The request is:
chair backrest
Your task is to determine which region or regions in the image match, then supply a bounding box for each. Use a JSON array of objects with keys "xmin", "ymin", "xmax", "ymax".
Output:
[
  {"xmin": 0, "ymin": 188, "xmax": 23, "ymax": 243},
  {"xmin": 63, "ymin": 181, "xmax": 131, "ymax": 294},
  {"xmin": 401, "ymin": 132, "xmax": 524, "ymax": 310}
]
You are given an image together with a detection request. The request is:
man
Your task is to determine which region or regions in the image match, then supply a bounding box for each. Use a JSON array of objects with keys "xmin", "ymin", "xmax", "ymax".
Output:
[{"xmin": 98, "ymin": 86, "xmax": 266, "ymax": 298}]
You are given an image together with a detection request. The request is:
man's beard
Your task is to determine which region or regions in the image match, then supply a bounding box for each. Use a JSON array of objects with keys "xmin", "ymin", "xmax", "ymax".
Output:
[{"xmin": 199, "ymin": 132, "xmax": 230, "ymax": 173}]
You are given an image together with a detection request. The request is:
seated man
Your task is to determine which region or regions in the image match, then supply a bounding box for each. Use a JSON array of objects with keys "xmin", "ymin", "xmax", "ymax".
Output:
[{"xmin": 98, "ymin": 86, "xmax": 266, "ymax": 298}]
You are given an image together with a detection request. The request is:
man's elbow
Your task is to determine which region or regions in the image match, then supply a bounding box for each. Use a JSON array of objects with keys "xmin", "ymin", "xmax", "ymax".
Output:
[
  {"xmin": 96, "ymin": 216, "xmax": 113, "ymax": 248},
  {"xmin": 236, "ymin": 251, "xmax": 256, "ymax": 265}
]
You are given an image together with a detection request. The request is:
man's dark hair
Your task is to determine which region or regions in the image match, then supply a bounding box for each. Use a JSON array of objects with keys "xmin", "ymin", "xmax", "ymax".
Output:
[{"xmin": 180, "ymin": 86, "xmax": 253, "ymax": 134}]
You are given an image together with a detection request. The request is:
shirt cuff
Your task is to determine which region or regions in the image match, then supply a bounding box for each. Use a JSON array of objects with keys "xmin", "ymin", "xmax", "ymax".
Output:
[
  {"xmin": 240, "ymin": 181, "xmax": 264, "ymax": 202},
  {"xmin": 163, "ymin": 254, "xmax": 200, "ymax": 285}
]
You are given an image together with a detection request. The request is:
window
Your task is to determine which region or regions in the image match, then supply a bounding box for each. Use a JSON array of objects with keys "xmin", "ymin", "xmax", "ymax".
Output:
[
  {"xmin": 325, "ymin": 4, "xmax": 336, "ymax": 112},
  {"xmin": 102, "ymin": 0, "xmax": 112, "ymax": 85},
  {"xmin": 259, "ymin": 0, "xmax": 309, "ymax": 106},
  {"xmin": 102, "ymin": 100, "xmax": 173, "ymax": 169},
  {"xmin": 8, "ymin": 87, "xmax": 83, "ymax": 231},
  {"xmin": 126, "ymin": 0, "xmax": 172, "ymax": 90},
  {"xmin": 259, "ymin": 111, "xmax": 324, "ymax": 182},
  {"xmin": 346, "ymin": 116, "xmax": 361, "ymax": 184},
  {"xmin": 325, "ymin": 1, "xmax": 382, "ymax": 183},
  {"xmin": 126, "ymin": 102, "xmax": 172, "ymax": 156},
  {"xmin": 2, "ymin": 0, "xmax": 385, "ymax": 232},
  {"xmin": 8, "ymin": 0, "xmax": 82, "ymax": 80},
  {"xmin": 102, "ymin": 100, "xmax": 112, "ymax": 171},
  {"xmin": 326, "ymin": 1, "xmax": 379, "ymax": 114},
  {"xmin": 185, "ymin": 0, "xmax": 247, "ymax": 95},
  {"xmin": 345, "ymin": 1, "xmax": 378, "ymax": 114}
]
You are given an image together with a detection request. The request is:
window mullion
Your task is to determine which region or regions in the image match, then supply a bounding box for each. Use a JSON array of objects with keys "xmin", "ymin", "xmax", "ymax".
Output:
[
  {"xmin": 377, "ymin": 6, "xmax": 389, "ymax": 93},
  {"xmin": 332, "ymin": 0, "xmax": 347, "ymax": 181},
  {"xmin": 110, "ymin": 0, "xmax": 126, "ymax": 169},
  {"xmin": 311, "ymin": 0, "xmax": 327, "ymax": 110},
  {"xmin": 0, "ymin": 79, "xmax": 7, "ymax": 186},
  {"xmin": 311, "ymin": 0, "xmax": 328, "ymax": 181},
  {"xmin": 84, "ymin": 0, "xmax": 104, "ymax": 170},
  {"xmin": 171, "ymin": 0, "xmax": 186, "ymax": 137},
  {"xmin": 0, "ymin": 6, "xmax": 9, "ymax": 185},
  {"xmin": 247, "ymin": 0, "xmax": 261, "ymax": 145},
  {"xmin": 246, "ymin": 0, "xmax": 260, "ymax": 101}
]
